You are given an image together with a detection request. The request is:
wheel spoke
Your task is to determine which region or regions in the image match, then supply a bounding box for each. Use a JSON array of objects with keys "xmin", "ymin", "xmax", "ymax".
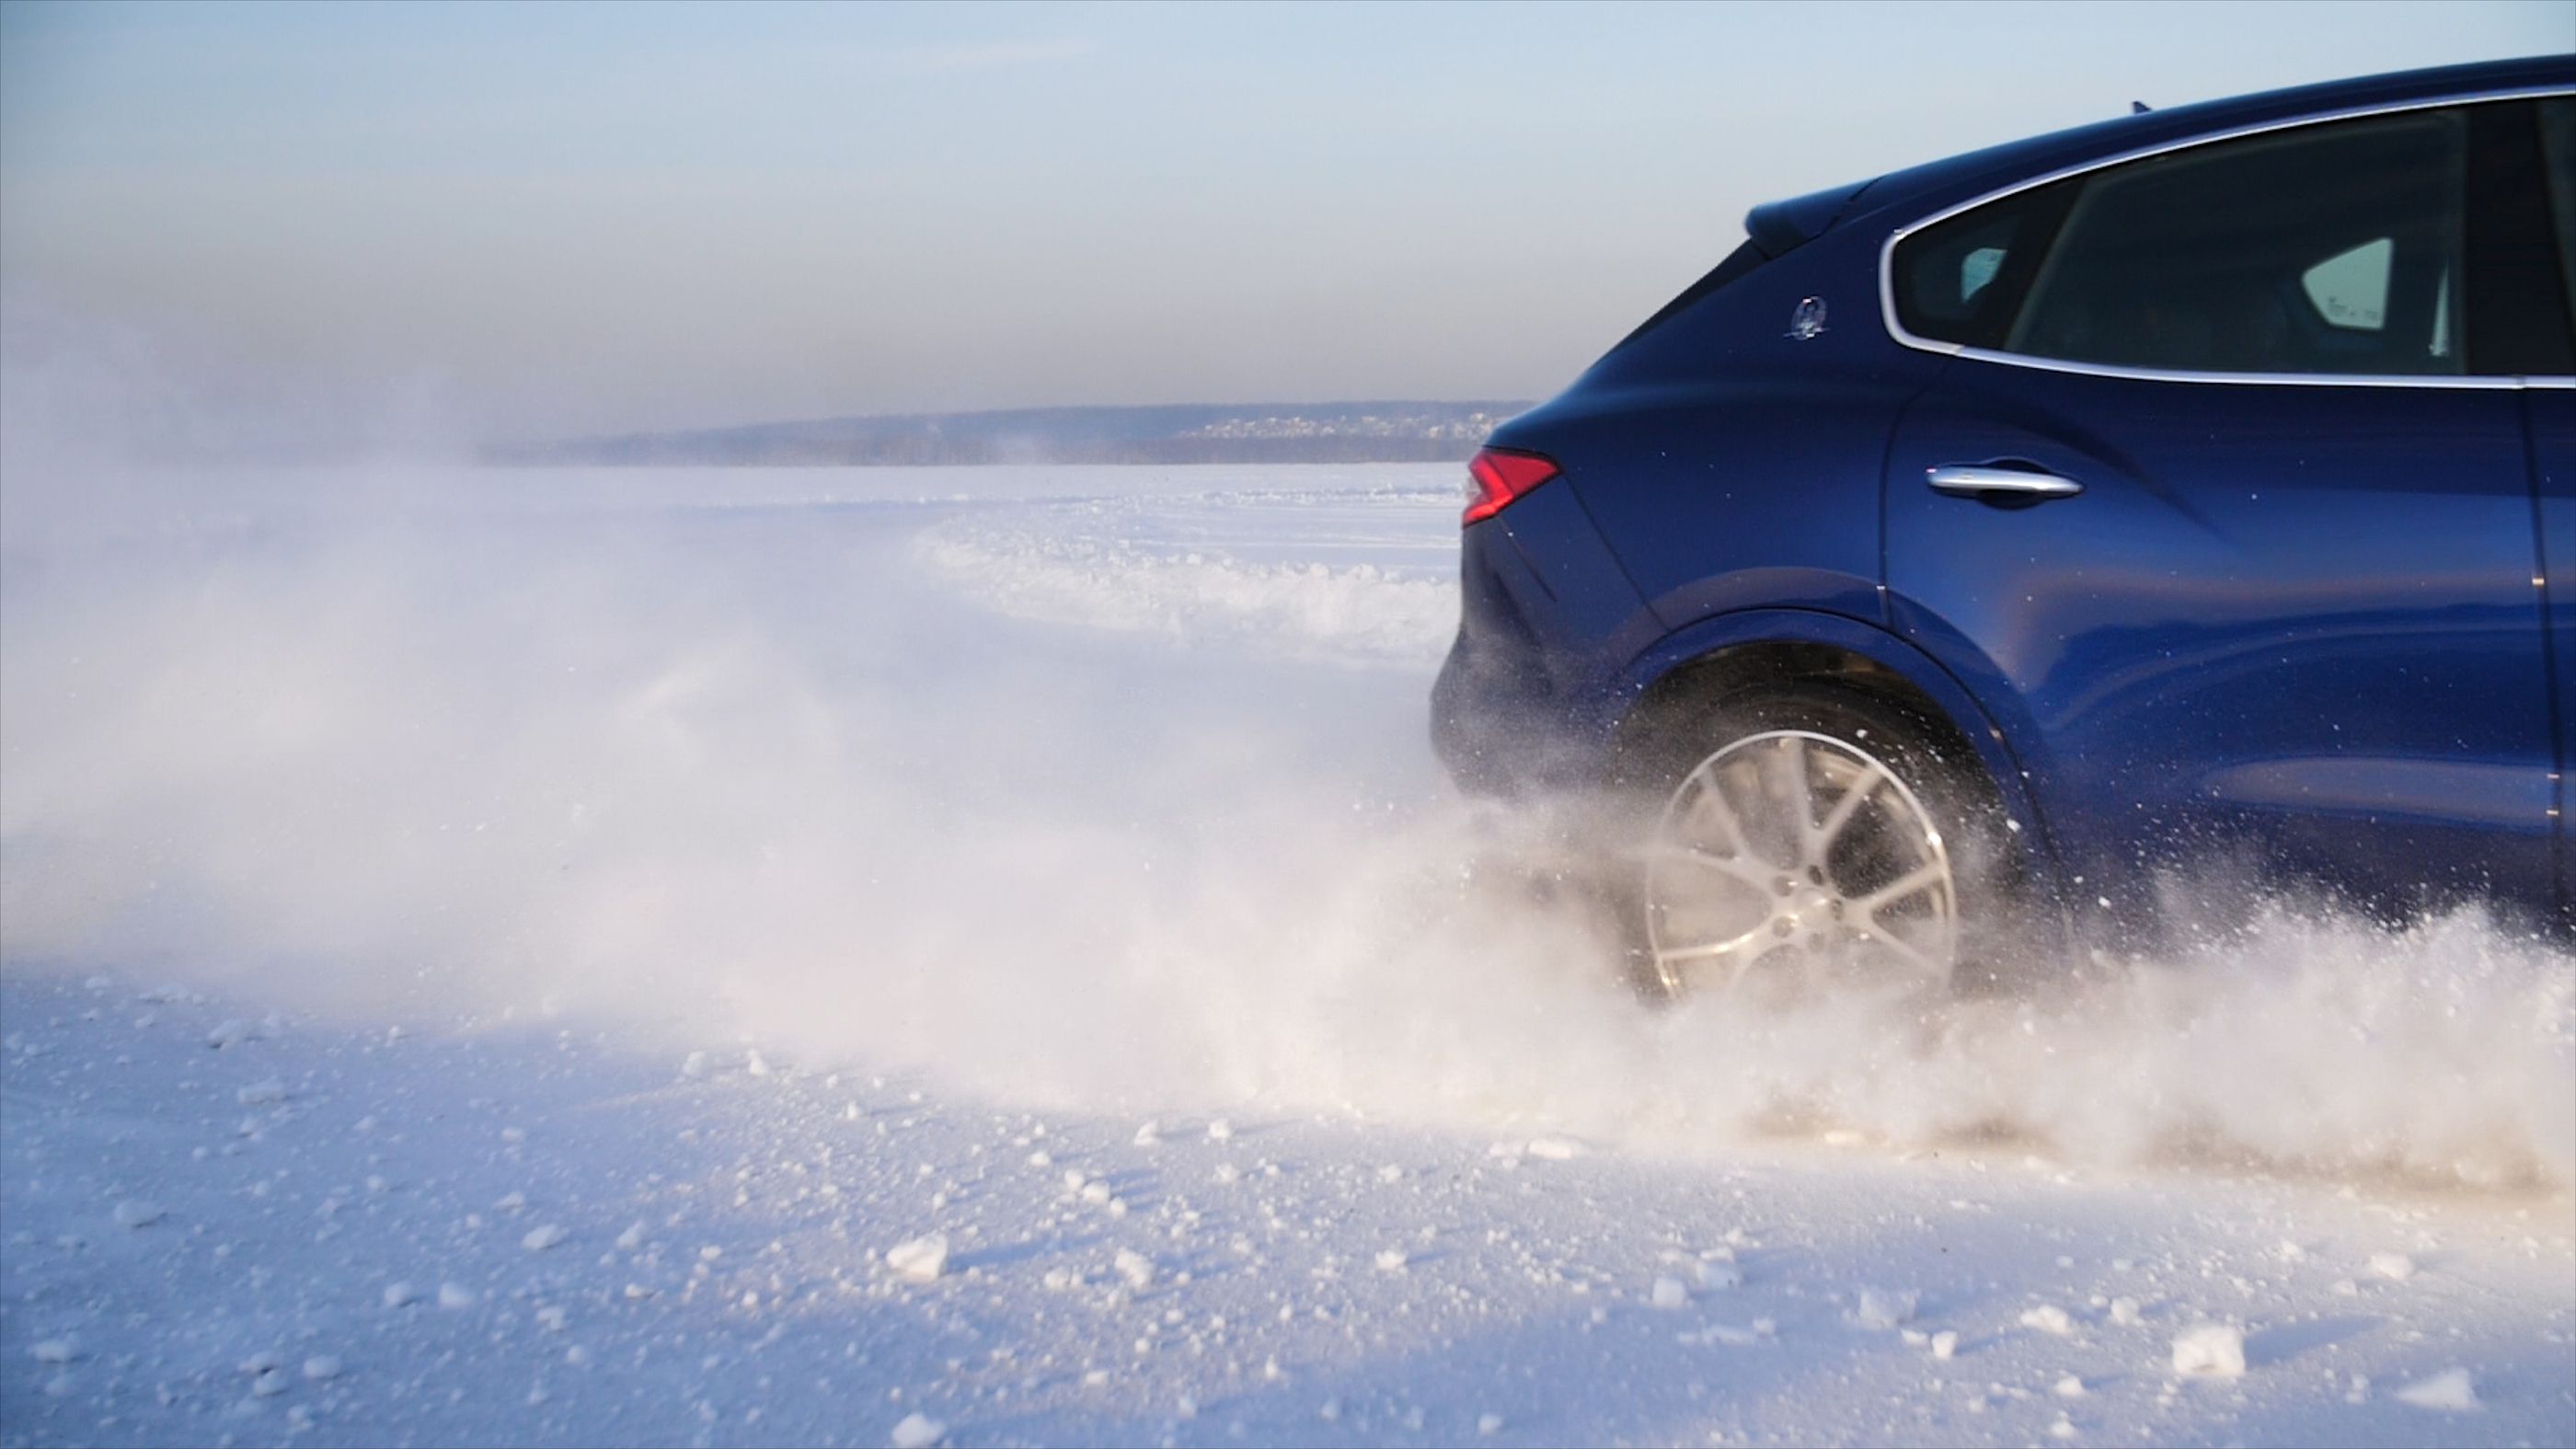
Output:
[
  {"xmin": 1855, "ymin": 859, "xmax": 1948, "ymax": 915},
  {"xmin": 1685, "ymin": 773, "xmax": 1754, "ymax": 861},
  {"xmin": 1722, "ymin": 943, "xmax": 1822, "ymax": 1006},
  {"xmin": 1654, "ymin": 921, "xmax": 1774, "ymax": 968},
  {"xmin": 1776, "ymin": 736, "xmax": 1820, "ymax": 858},
  {"xmin": 1650, "ymin": 845, "xmax": 1778, "ymax": 892},
  {"xmin": 1859, "ymin": 917, "xmax": 1945, "ymax": 980},
  {"xmin": 1811, "ymin": 758, "xmax": 1887, "ymax": 858}
]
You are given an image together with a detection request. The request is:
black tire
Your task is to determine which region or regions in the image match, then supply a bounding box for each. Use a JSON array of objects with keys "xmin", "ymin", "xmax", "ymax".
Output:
[{"xmin": 1611, "ymin": 680, "xmax": 2032, "ymax": 1002}]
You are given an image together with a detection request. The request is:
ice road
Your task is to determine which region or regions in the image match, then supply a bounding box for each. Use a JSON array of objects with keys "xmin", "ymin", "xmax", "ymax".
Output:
[{"xmin": 2, "ymin": 463, "xmax": 2570, "ymax": 1447}]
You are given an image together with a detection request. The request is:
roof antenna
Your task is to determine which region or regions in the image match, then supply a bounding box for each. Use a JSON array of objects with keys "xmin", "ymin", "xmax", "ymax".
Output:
[{"xmin": 2131, "ymin": 99, "xmax": 2152, "ymax": 114}]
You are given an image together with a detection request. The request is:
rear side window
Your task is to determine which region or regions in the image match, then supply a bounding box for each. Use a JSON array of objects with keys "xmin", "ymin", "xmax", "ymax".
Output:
[{"xmin": 1894, "ymin": 109, "xmax": 2469, "ymax": 376}]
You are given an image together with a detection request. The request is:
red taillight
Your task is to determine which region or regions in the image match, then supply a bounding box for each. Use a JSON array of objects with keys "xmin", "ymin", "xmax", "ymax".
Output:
[{"xmin": 1462, "ymin": 447, "xmax": 1559, "ymax": 525}]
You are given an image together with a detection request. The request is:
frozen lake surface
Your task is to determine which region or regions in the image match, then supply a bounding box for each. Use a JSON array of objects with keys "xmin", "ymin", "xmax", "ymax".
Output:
[{"xmin": 2, "ymin": 463, "xmax": 2569, "ymax": 1446}]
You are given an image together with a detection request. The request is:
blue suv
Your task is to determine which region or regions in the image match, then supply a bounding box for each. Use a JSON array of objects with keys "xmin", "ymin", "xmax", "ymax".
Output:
[{"xmin": 1433, "ymin": 57, "xmax": 2576, "ymax": 999}]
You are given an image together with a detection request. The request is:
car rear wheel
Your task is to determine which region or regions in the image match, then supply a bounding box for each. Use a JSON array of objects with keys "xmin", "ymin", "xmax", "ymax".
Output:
[{"xmin": 1629, "ymin": 684, "xmax": 2018, "ymax": 1006}]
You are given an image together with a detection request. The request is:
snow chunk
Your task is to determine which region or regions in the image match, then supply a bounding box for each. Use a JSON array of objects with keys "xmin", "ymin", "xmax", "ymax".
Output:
[
  {"xmin": 1524, "ymin": 1136, "xmax": 1586, "ymax": 1161},
  {"xmin": 890, "ymin": 1410, "xmax": 946, "ymax": 1448},
  {"xmin": 2369, "ymin": 1251, "xmax": 2418, "ymax": 1282},
  {"xmin": 1374, "ymin": 1248, "xmax": 1409, "ymax": 1273},
  {"xmin": 30, "ymin": 1339, "xmax": 76, "ymax": 1364},
  {"xmin": 615, "ymin": 1221, "xmax": 647, "ymax": 1252},
  {"xmin": 2018, "ymin": 1304, "xmax": 2075, "ymax": 1336},
  {"xmin": 437, "ymin": 1282, "xmax": 477, "ymax": 1310},
  {"xmin": 1132, "ymin": 1120, "xmax": 1160, "ymax": 1146},
  {"xmin": 1478, "ymin": 1413, "xmax": 1504, "ymax": 1436},
  {"xmin": 2394, "ymin": 1367, "xmax": 2479, "ymax": 1411},
  {"xmin": 207, "ymin": 1018, "xmax": 256, "ymax": 1048},
  {"xmin": 303, "ymin": 1355, "xmax": 342, "ymax": 1382},
  {"xmin": 886, "ymin": 1235, "xmax": 949, "ymax": 1283},
  {"xmin": 1205, "ymin": 1119, "xmax": 1234, "ymax": 1142},
  {"xmin": 383, "ymin": 1282, "xmax": 418, "ymax": 1308},
  {"xmin": 1650, "ymin": 1276, "xmax": 1689, "ymax": 1310},
  {"xmin": 1113, "ymin": 1248, "xmax": 1155, "ymax": 1290},
  {"xmin": 251, "ymin": 1367, "xmax": 289, "ymax": 1397},
  {"xmin": 522, "ymin": 1223, "xmax": 568, "ymax": 1252},
  {"xmin": 2110, "ymin": 1295, "xmax": 2143, "ymax": 1326},
  {"xmin": 1930, "ymin": 1330, "xmax": 1959, "ymax": 1361},
  {"xmin": 2054, "ymin": 1374, "xmax": 2087, "ymax": 1398},
  {"xmin": 111, "ymin": 1199, "xmax": 165, "ymax": 1229},
  {"xmin": 2170, "ymin": 1323, "xmax": 2246, "ymax": 1378},
  {"xmin": 236, "ymin": 1078, "xmax": 287, "ymax": 1105}
]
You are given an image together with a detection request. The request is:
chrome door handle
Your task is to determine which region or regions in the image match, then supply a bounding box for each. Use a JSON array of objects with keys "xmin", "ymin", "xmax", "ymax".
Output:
[{"xmin": 1926, "ymin": 464, "xmax": 2085, "ymax": 500}]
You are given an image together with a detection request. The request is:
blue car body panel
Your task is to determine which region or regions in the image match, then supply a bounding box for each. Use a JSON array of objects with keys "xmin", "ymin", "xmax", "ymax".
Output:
[
  {"xmin": 2527, "ymin": 388, "xmax": 2576, "ymax": 905},
  {"xmin": 1433, "ymin": 56, "xmax": 2576, "ymax": 932},
  {"xmin": 1885, "ymin": 367, "xmax": 2552, "ymax": 914}
]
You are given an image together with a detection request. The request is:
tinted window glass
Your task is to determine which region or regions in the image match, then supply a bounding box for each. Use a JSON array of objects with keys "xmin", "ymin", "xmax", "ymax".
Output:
[
  {"xmin": 1891, "ymin": 180, "xmax": 2075, "ymax": 349},
  {"xmin": 2004, "ymin": 110, "xmax": 2467, "ymax": 375},
  {"xmin": 2540, "ymin": 98, "xmax": 2576, "ymax": 341}
]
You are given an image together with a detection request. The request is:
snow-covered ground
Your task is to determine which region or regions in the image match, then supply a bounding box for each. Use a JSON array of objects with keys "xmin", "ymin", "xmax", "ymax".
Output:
[{"xmin": 3, "ymin": 463, "xmax": 2570, "ymax": 1447}]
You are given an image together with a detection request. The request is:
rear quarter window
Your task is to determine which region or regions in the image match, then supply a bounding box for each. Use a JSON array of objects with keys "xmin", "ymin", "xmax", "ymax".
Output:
[{"xmin": 1889, "ymin": 180, "xmax": 2075, "ymax": 351}]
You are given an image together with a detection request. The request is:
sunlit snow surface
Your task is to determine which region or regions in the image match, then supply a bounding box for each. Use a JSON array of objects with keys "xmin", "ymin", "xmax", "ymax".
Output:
[{"xmin": 3, "ymin": 464, "xmax": 2570, "ymax": 1447}]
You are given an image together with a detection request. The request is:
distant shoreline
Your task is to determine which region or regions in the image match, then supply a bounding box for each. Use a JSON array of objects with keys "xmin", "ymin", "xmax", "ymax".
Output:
[{"xmin": 486, "ymin": 400, "xmax": 1529, "ymax": 467}]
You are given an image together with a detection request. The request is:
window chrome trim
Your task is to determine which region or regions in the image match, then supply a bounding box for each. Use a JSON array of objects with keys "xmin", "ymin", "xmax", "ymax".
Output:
[
  {"xmin": 1875, "ymin": 84, "xmax": 2576, "ymax": 389},
  {"xmin": 1924, "ymin": 346, "xmax": 2527, "ymax": 389}
]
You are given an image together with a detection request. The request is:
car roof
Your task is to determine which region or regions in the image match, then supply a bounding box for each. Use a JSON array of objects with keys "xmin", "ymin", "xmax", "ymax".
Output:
[{"xmin": 1820, "ymin": 54, "xmax": 2575, "ymax": 236}]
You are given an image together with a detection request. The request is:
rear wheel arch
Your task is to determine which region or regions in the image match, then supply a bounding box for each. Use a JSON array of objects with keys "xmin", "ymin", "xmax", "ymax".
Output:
[{"xmin": 1606, "ymin": 619, "xmax": 2067, "ymax": 914}]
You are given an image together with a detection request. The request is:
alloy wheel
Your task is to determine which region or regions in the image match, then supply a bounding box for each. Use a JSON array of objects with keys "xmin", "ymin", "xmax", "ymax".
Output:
[{"xmin": 1643, "ymin": 730, "xmax": 1958, "ymax": 1003}]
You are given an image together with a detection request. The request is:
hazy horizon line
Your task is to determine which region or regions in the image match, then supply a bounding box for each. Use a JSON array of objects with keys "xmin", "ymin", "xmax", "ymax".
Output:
[{"xmin": 547, "ymin": 395, "xmax": 1535, "ymax": 437}]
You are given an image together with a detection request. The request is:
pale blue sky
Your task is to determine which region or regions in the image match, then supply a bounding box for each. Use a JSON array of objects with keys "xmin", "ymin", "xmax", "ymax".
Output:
[{"xmin": 3, "ymin": 0, "xmax": 2569, "ymax": 439}]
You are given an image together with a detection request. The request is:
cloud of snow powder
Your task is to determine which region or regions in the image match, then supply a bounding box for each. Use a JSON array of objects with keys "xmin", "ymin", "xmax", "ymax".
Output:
[{"xmin": 3, "ymin": 318, "xmax": 2568, "ymax": 1193}]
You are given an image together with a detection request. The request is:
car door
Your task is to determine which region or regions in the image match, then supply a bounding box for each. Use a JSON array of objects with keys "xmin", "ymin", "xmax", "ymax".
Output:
[
  {"xmin": 2531, "ymin": 96, "xmax": 2576, "ymax": 916},
  {"xmin": 1880, "ymin": 99, "xmax": 2559, "ymax": 922}
]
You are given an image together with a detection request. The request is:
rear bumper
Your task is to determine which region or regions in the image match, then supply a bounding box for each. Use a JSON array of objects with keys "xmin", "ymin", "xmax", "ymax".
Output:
[
  {"xmin": 1430, "ymin": 627, "xmax": 1536, "ymax": 794},
  {"xmin": 1430, "ymin": 598, "xmax": 1618, "ymax": 798},
  {"xmin": 1430, "ymin": 497, "xmax": 1657, "ymax": 797}
]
